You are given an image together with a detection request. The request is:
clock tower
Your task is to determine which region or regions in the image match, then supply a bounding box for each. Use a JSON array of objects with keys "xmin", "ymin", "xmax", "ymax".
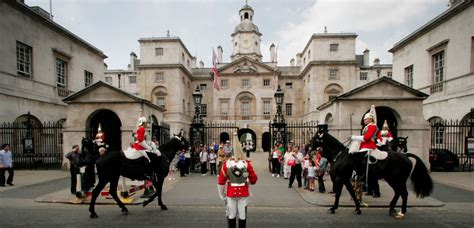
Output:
[{"xmin": 230, "ymin": 3, "xmax": 262, "ymax": 62}]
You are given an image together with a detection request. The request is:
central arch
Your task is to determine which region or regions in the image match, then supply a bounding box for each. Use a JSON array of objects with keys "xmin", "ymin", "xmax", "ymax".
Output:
[
  {"xmin": 238, "ymin": 128, "xmax": 257, "ymax": 152},
  {"xmin": 86, "ymin": 109, "xmax": 122, "ymax": 151}
]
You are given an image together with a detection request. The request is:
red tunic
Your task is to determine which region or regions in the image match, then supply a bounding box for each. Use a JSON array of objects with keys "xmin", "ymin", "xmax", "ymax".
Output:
[
  {"xmin": 377, "ymin": 130, "xmax": 393, "ymax": 142},
  {"xmin": 218, "ymin": 160, "xmax": 258, "ymax": 197},
  {"xmin": 360, "ymin": 123, "xmax": 377, "ymax": 150},
  {"xmin": 132, "ymin": 126, "xmax": 147, "ymax": 150}
]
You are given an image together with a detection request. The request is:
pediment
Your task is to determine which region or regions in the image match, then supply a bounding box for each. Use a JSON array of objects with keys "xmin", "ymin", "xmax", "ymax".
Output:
[
  {"xmin": 345, "ymin": 80, "xmax": 424, "ymax": 99},
  {"xmin": 64, "ymin": 81, "xmax": 142, "ymax": 103},
  {"xmin": 218, "ymin": 57, "xmax": 276, "ymax": 75}
]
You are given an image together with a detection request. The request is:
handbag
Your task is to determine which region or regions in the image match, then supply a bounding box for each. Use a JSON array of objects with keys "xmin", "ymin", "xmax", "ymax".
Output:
[{"xmin": 288, "ymin": 159, "xmax": 296, "ymax": 167}]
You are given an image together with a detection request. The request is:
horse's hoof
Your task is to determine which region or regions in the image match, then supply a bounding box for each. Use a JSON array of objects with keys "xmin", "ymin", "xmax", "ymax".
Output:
[
  {"xmin": 161, "ymin": 205, "xmax": 168, "ymax": 210},
  {"xmin": 394, "ymin": 212, "xmax": 405, "ymax": 220},
  {"xmin": 142, "ymin": 201, "xmax": 149, "ymax": 208},
  {"xmin": 122, "ymin": 207, "xmax": 129, "ymax": 214},
  {"xmin": 327, "ymin": 208, "xmax": 335, "ymax": 214},
  {"xmin": 353, "ymin": 209, "xmax": 361, "ymax": 215},
  {"xmin": 90, "ymin": 213, "xmax": 98, "ymax": 219},
  {"xmin": 389, "ymin": 209, "xmax": 397, "ymax": 216}
]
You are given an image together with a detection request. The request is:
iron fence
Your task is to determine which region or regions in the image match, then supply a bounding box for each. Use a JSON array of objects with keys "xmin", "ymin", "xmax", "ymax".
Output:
[
  {"xmin": 0, "ymin": 121, "xmax": 64, "ymax": 169},
  {"xmin": 269, "ymin": 121, "xmax": 319, "ymax": 149}
]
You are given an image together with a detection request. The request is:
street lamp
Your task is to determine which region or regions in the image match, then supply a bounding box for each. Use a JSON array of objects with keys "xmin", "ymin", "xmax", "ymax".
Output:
[
  {"xmin": 272, "ymin": 85, "xmax": 286, "ymax": 148},
  {"xmin": 192, "ymin": 86, "xmax": 203, "ymax": 124},
  {"xmin": 191, "ymin": 86, "xmax": 204, "ymax": 153}
]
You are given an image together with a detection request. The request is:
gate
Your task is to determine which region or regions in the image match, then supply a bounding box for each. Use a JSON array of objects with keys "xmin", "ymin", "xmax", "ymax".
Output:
[
  {"xmin": 269, "ymin": 121, "xmax": 319, "ymax": 149},
  {"xmin": 190, "ymin": 122, "xmax": 239, "ymax": 148},
  {"xmin": 152, "ymin": 122, "xmax": 170, "ymax": 145},
  {"xmin": 430, "ymin": 119, "xmax": 473, "ymax": 171},
  {"xmin": 0, "ymin": 120, "xmax": 64, "ymax": 169}
]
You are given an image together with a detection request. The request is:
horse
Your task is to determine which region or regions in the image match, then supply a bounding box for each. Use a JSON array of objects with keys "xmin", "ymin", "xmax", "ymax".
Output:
[
  {"xmin": 80, "ymin": 137, "xmax": 99, "ymax": 192},
  {"xmin": 377, "ymin": 137, "xmax": 408, "ymax": 153},
  {"xmin": 310, "ymin": 129, "xmax": 433, "ymax": 219},
  {"xmin": 88, "ymin": 132, "xmax": 188, "ymax": 219}
]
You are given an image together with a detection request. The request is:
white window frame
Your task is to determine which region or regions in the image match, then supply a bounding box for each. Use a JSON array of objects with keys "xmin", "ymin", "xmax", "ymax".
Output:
[
  {"xmin": 285, "ymin": 83, "xmax": 293, "ymax": 89},
  {"xmin": 221, "ymin": 79, "xmax": 229, "ymax": 88},
  {"xmin": 129, "ymin": 75, "xmax": 137, "ymax": 84},
  {"xmin": 263, "ymin": 79, "xmax": 270, "ymax": 87},
  {"xmin": 156, "ymin": 97, "xmax": 165, "ymax": 108},
  {"xmin": 56, "ymin": 58, "xmax": 67, "ymax": 88},
  {"xmin": 285, "ymin": 103, "xmax": 293, "ymax": 116},
  {"xmin": 329, "ymin": 69, "xmax": 338, "ymax": 80},
  {"xmin": 84, "ymin": 71, "xmax": 93, "ymax": 87},
  {"xmin": 330, "ymin": 43, "xmax": 339, "ymax": 52},
  {"xmin": 263, "ymin": 100, "xmax": 271, "ymax": 115},
  {"xmin": 221, "ymin": 100, "xmax": 229, "ymax": 116},
  {"xmin": 200, "ymin": 84, "xmax": 207, "ymax": 91},
  {"xmin": 16, "ymin": 41, "xmax": 32, "ymax": 77},
  {"xmin": 360, "ymin": 72, "xmax": 368, "ymax": 80},
  {"xmin": 155, "ymin": 72, "xmax": 164, "ymax": 82},
  {"xmin": 405, "ymin": 65, "xmax": 413, "ymax": 88},
  {"xmin": 242, "ymin": 79, "xmax": 249, "ymax": 88},
  {"xmin": 105, "ymin": 76, "xmax": 112, "ymax": 84},
  {"xmin": 241, "ymin": 101, "xmax": 250, "ymax": 118},
  {"xmin": 155, "ymin": 47, "xmax": 164, "ymax": 56},
  {"xmin": 201, "ymin": 104, "xmax": 207, "ymax": 117}
]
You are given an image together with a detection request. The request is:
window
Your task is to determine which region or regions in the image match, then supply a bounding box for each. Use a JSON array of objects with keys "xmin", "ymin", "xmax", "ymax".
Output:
[
  {"xmin": 56, "ymin": 58, "xmax": 67, "ymax": 88},
  {"xmin": 221, "ymin": 101, "xmax": 229, "ymax": 116},
  {"xmin": 105, "ymin": 76, "xmax": 112, "ymax": 84},
  {"xmin": 16, "ymin": 41, "xmax": 32, "ymax": 77},
  {"xmin": 432, "ymin": 51, "xmax": 445, "ymax": 93},
  {"xmin": 285, "ymin": 82, "xmax": 293, "ymax": 89},
  {"xmin": 155, "ymin": 72, "xmax": 164, "ymax": 82},
  {"xmin": 263, "ymin": 79, "xmax": 270, "ymax": 87},
  {"xmin": 360, "ymin": 72, "xmax": 368, "ymax": 80},
  {"xmin": 156, "ymin": 97, "xmax": 165, "ymax": 108},
  {"xmin": 84, "ymin": 71, "xmax": 93, "ymax": 87},
  {"xmin": 242, "ymin": 79, "xmax": 249, "ymax": 88},
  {"xmin": 263, "ymin": 100, "xmax": 271, "ymax": 115},
  {"xmin": 201, "ymin": 104, "xmax": 207, "ymax": 117},
  {"xmin": 242, "ymin": 102, "xmax": 250, "ymax": 119},
  {"xmin": 200, "ymin": 84, "xmax": 207, "ymax": 91},
  {"xmin": 303, "ymin": 57, "xmax": 306, "ymax": 65},
  {"xmin": 182, "ymin": 53, "xmax": 185, "ymax": 62},
  {"xmin": 129, "ymin": 75, "xmax": 136, "ymax": 84},
  {"xmin": 330, "ymin": 43, "xmax": 339, "ymax": 52},
  {"xmin": 329, "ymin": 69, "xmax": 338, "ymax": 80},
  {"xmin": 405, "ymin": 65, "xmax": 413, "ymax": 88},
  {"xmin": 221, "ymin": 79, "xmax": 228, "ymax": 88},
  {"xmin": 155, "ymin": 48, "xmax": 163, "ymax": 56},
  {"xmin": 387, "ymin": 72, "xmax": 392, "ymax": 78},
  {"xmin": 285, "ymin": 103, "xmax": 293, "ymax": 116}
]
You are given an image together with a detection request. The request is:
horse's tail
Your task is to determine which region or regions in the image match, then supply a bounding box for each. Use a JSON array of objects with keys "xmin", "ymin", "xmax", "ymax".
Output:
[{"xmin": 406, "ymin": 153, "xmax": 433, "ymax": 198}]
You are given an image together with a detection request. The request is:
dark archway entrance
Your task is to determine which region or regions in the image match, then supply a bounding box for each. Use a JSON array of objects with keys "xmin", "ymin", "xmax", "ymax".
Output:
[
  {"xmin": 262, "ymin": 132, "xmax": 271, "ymax": 151},
  {"xmin": 361, "ymin": 106, "xmax": 400, "ymax": 138},
  {"xmin": 237, "ymin": 128, "xmax": 257, "ymax": 152},
  {"xmin": 220, "ymin": 132, "xmax": 230, "ymax": 144},
  {"xmin": 86, "ymin": 109, "xmax": 122, "ymax": 151}
]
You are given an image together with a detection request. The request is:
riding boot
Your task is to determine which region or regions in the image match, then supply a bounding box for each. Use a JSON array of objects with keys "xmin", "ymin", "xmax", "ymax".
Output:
[
  {"xmin": 228, "ymin": 218, "xmax": 236, "ymax": 228},
  {"xmin": 238, "ymin": 219, "xmax": 246, "ymax": 228}
]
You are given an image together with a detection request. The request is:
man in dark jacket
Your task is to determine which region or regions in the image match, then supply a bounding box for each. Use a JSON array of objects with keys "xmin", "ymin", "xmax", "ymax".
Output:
[{"xmin": 65, "ymin": 145, "xmax": 84, "ymax": 194}]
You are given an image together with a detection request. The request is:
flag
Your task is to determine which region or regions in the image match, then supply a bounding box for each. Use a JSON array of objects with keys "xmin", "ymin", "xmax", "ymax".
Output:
[{"xmin": 212, "ymin": 48, "xmax": 220, "ymax": 91}]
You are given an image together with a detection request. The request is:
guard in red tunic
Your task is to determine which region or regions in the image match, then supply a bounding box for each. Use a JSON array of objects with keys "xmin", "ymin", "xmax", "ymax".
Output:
[
  {"xmin": 132, "ymin": 117, "xmax": 152, "ymax": 162},
  {"xmin": 377, "ymin": 120, "xmax": 393, "ymax": 150},
  {"xmin": 93, "ymin": 123, "xmax": 105, "ymax": 148},
  {"xmin": 217, "ymin": 132, "xmax": 258, "ymax": 228}
]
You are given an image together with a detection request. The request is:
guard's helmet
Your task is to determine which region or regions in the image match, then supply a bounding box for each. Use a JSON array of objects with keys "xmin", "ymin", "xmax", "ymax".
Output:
[{"xmin": 137, "ymin": 117, "xmax": 148, "ymax": 126}]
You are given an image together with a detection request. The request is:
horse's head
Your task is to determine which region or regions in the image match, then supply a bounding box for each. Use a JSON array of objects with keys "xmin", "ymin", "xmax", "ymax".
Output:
[
  {"xmin": 173, "ymin": 130, "xmax": 189, "ymax": 151},
  {"xmin": 395, "ymin": 136, "xmax": 408, "ymax": 152},
  {"xmin": 308, "ymin": 127, "xmax": 347, "ymax": 163}
]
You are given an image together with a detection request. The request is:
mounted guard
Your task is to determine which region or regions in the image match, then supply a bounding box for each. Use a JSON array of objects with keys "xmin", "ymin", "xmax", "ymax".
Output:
[
  {"xmin": 93, "ymin": 123, "xmax": 106, "ymax": 148},
  {"xmin": 377, "ymin": 120, "xmax": 394, "ymax": 150},
  {"xmin": 217, "ymin": 132, "xmax": 258, "ymax": 228}
]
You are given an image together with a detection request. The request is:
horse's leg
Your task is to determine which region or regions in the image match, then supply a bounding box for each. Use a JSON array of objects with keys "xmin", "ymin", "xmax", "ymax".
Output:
[
  {"xmin": 344, "ymin": 179, "xmax": 361, "ymax": 215},
  {"xmin": 142, "ymin": 179, "xmax": 159, "ymax": 208},
  {"xmin": 156, "ymin": 174, "xmax": 168, "ymax": 210},
  {"xmin": 89, "ymin": 179, "xmax": 108, "ymax": 219},
  {"xmin": 109, "ymin": 176, "xmax": 128, "ymax": 215},
  {"xmin": 396, "ymin": 183, "xmax": 409, "ymax": 219},
  {"xmin": 328, "ymin": 177, "xmax": 344, "ymax": 214}
]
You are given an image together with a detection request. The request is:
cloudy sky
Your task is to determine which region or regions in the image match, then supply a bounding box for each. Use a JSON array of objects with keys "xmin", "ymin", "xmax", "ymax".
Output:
[{"xmin": 26, "ymin": 0, "xmax": 447, "ymax": 69}]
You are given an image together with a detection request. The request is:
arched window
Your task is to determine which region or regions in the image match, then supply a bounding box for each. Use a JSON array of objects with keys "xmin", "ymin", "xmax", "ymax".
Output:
[
  {"xmin": 324, "ymin": 84, "xmax": 343, "ymax": 102},
  {"xmin": 244, "ymin": 12, "xmax": 249, "ymax": 20},
  {"xmin": 152, "ymin": 86, "xmax": 168, "ymax": 109}
]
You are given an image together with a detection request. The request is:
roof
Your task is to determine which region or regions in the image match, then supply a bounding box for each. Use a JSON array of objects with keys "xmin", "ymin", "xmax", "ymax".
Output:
[
  {"xmin": 233, "ymin": 22, "xmax": 261, "ymax": 36},
  {"xmin": 317, "ymin": 77, "xmax": 428, "ymax": 110},
  {"xmin": 138, "ymin": 37, "xmax": 194, "ymax": 59},
  {"xmin": 299, "ymin": 32, "xmax": 358, "ymax": 56},
  {"xmin": 217, "ymin": 56, "xmax": 277, "ymax": 73},
  {"xmin": 62, "ymin": 81, "xmax": 165, "ymax": 111},
  {"xmin": 5, "ymin": 0, "xmax": 107, "ymax": 59},
  {"xmin": 240, "ymin": 4, "xmax": 253, "ymax": 12},
  {"xmin": 389, "ymin": 0, "xmax": 473, "ymax": 53}
]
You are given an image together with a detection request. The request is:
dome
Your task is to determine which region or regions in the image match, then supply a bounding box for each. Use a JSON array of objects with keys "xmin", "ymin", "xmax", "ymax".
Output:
[
  {"xmin": 233, "ymin": 22, "xmax": 261, "ymax": 35},
  {"xmin": 240, "ymin": 4, "xmax": 253, "ymax": 12}
]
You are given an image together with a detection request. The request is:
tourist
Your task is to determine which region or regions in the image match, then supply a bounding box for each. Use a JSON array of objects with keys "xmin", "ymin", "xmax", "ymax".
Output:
[
  {"xmin": 65, "ymin": 145, "xmax": 84, "ymax": 194},
  {"xmin": 307, "ymin": 160, "xmax": 317, "ymax": 191},
  {"xmin": 317, "ymin": 149, "xmax": 328, "ymax": 193},
  {"xmin": 270, "ymin": 146, "xmax": 281, "ymax": 178},
  {"xmin": 199, "ymin": 147, "xmax": 209, "ymax": 176},
  {"xmin": 0, "ymin": 144, "xmax": 14, "ymax": 187},
  {"xmin": 209, "ymin": 149, "xmax": 217, "ymax": 175},
  {"xmin": 288, "ymin": 146, "xmax": 303, "ymax": 188}
]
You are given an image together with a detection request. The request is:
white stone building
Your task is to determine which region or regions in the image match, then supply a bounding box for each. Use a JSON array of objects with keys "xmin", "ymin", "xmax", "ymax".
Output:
[
  {"xmin": 389, "ymin": 0, "xmax": 474, "ymax": 122},
  {"xmin": 0, "ymin": 0, "xmax": 107, "ymax": 124}
]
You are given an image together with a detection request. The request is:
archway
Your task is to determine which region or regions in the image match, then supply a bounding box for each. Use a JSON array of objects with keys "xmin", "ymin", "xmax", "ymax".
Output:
[
  {"xmin": 86, "ymin": 109, "xmax": 122, "ymax": 151},
  {"xmin": 220, "ymin": 132, "xmax": 230, "ymax": 144},
  {"xmin": 361, "ymin": 106, "xmax": 400, "ymax": 138},
  {"xmin": 237, "ymin": 128, "xmax": 257, "ymax": 152},
  {"xmin": 261, "ymin": 132, "xmax": 271, "ymax": 151}
]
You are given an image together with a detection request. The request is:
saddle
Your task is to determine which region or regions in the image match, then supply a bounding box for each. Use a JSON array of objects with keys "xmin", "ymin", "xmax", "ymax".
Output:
[
  {"xmin": 369, "ymin": 149, "xmax": 388, "ymax": 161},
  {"xmin": 123, "ymin": 147, "xmax": 144, "ymax": 160},
  {"xmin": 120, "ymin": 150, "xmax": 152, "ymax": 181}
]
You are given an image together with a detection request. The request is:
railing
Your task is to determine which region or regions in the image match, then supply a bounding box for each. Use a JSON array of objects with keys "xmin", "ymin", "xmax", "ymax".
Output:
[
  {"xmin": 430, "ymin": 82, "xmax": 443, "ymax": 93},
  {"xmin": 57, "ymin": 87, "xmax": 72, "ymax": 97}
]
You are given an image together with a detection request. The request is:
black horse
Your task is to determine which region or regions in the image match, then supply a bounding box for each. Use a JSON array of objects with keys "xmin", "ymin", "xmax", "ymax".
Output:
[
  {"xmin": 80, "ymin": 138, "xmax": 100, "ymax": 192},
  {"xmin": 89, "ymin": 133, "xmax": 188, "ymax": 219},
  {"xmin": 310, "ymin": 130, "xmax": 432, "ymax": 219}
]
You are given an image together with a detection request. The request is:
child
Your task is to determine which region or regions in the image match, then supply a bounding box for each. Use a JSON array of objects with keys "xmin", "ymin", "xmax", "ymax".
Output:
[
  {"xmin": 303, "ymin": 154, "xmax": 311, "ymax": 189},
  {"xmin": 307, "ymin": 160, "xmax": 317, "ymax": 191}
]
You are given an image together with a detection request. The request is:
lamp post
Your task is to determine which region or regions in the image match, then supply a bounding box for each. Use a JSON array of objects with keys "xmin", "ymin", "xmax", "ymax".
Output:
[
  {"xmin": 191, "ymin": 86, "xmax": 204, "ymax": 150},
  {"xmin": 272, "ymin": 85, "xmax": 286, "ymax": 148}
]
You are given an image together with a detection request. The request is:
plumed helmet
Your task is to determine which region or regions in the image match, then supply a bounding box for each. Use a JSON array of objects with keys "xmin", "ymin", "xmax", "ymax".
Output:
[
  {"xmin": 232, "ymin": 132, "xmax": 245, "ymax": 160},
  {"xmin": 97, "ymin": 123, "xmax": 102, "ymax": 132},
  {"xmin": 364, "ymin": 105, "xmax": 377, "ymax": 123},
  {"xmin": 383, "ymin": 120, "xmax": 389, "ymax": 129},
  {"xmin": 137, "ymin": 117, "xmax": 147, "ymax": 126}
]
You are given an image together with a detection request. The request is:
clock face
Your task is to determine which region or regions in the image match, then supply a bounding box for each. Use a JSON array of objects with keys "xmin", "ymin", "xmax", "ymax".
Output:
[{"xmin": 242, "ymin": 39, "xmax": 251, "ymax": 49}]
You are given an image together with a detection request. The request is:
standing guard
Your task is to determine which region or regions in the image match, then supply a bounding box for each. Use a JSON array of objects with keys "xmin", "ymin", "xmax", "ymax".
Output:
[{"xmin": 217, "ymin": 132, "xmax": 258, "ymax": 228}]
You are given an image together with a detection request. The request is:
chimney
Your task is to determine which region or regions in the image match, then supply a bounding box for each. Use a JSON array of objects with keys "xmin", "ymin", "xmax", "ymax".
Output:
[
  {"xmin": 296, "ymin": 54, "xmax": 302, "ymax": 66},
  {"xmin": 199, "ymin": 61, "xmax": 205, "ymax": 68},
  {"xmin": 374, "ymin": 58, "xmax": 380, "ymax": 65},
  {"xmin": 270, "ymin": 43, "xmax": 276, "ymax": 62},
  {"xmin": 217, "ymin": 45, "xmax": 223, "ymax": 63},
  {"xmin": 129, "ymin": 52, "xmax": 137, "ymax": 70},
  {"xmin": 290, "ymin": 58, "xmax": 295, "ymax": 66},
  {"xmin": 363, "ymin": 49, "xmax": 370, "ymax": 67}
]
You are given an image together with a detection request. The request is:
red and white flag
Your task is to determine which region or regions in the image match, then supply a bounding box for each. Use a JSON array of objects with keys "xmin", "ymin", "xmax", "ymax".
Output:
[{"xmin": 212, "ymin": 48, "xmax": 220, "ymax": 92}]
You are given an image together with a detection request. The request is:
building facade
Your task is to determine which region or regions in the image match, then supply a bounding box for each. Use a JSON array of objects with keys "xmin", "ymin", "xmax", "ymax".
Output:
[
  {"xmin": 108, "ymin": 3, "xmax": 392, "ymax": 151},
  {"xmin": 389, "ymin": 0, "xmax": 474, "ymax": 123},
  {"xmin": 0, "ymin": 0, "xmax": 107, "ymax": 124}
]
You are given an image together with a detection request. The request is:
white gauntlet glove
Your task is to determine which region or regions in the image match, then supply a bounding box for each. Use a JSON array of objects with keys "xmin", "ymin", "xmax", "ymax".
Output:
[
  {"xmin": 217, "ymin": 184, "xmax": 226, "ymax": 201},
  {"xmin": 351, "ymin": 135, "xmax": 364, "ymax": 142}
]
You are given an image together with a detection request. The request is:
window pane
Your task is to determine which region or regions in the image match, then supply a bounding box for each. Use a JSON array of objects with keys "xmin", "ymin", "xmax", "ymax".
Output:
[
  {"xmin": 285, "ymin": 83, "xmax": 292, "ymax": 89},
  {"xmin": 156, "ymin": 97, "xmax": 165, "ymax": 108},
  {"xmin": 155, "ymin": 72, "xmax": 164, "ymax": 82},
  {"xmin": 221, "ymin": 101, "xmax": 229, "ymax": 115},
  {"xmin": 360, "ymin": 72, "xmax": 368, "ymax": 80},
  {"xmin": 155, "ymin": 48, "xmax": 164, "ymax": 56},
  {"xmin": 201, "ymin": 104, "xmax": 207, "ymax": 117},
  {"xmin": 84, "ymin": 71, "xmax": 93, "ymax": 87},
  {"xmin": 242, "ymin": 79, "xmax": 249, "ymax": 87},
  {"xmin": 242, "ymin": 102, "xmax": 250, "ymax": 118},
  {"xmin": 16, "ymin": 41, "xmax": 32, "ymax": 76},
  {"xmin": 129, "ymin": 75, "xmax": 136, "ymax": 84},
  {"xmin": 263, "ymin": 79, "xmax": 270, "ymax": 87},
  {"xmin": 221, "ymin": 80, "xmax": 228, "ymax": 88},
  {"xmin": 263, "ymin": 101, "xmax": 270, "ymax": 115},
  {"xmin": 285, "ymin": 103, "xmax": 292, "ymax": 116},
  {"xmin": 56, "ymin": 58, "xmax": 67, "ymax": 88}
]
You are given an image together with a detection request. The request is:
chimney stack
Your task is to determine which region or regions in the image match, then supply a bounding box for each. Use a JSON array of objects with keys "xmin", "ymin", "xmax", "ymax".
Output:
[
  {"xmin": 270, "ymin": 43, "xmax": 276, "ymax": 63},
  {"xmin": 374, "ymin": 58, "xmax": 380, "ymax": 65},
  {"xmin": 363, "ymin": 49, "xmax": 370, "ymax": 67},
  {"xmin": 129, "ymin": 52, "xmax": 137, "ymax": 70},
  {"xmin": 290, "ymin": 58, "xmax": 295, "ymax": 66},
  {"xmin": 199, "ymin": 61, "xmax": 204, "ymax": 68},
  {"xmin": 217, "ymin": 45, "xmax": 223, "ymax": 63}
]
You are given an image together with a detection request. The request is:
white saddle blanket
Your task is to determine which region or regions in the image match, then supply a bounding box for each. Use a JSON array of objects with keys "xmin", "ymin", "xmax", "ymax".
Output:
[
  {"xmin": 124, "ymin": 147, "xmax": 144, "ymax": 160},
  {"xmin": 370, "ymin": 149, "xmax": 388, "ymax": 160}
]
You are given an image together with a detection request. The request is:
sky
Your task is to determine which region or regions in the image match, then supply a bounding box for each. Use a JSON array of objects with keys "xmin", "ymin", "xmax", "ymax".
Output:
[{"xmin": 26, "ymin": 0, "xmax": 448, "ymax": 69}]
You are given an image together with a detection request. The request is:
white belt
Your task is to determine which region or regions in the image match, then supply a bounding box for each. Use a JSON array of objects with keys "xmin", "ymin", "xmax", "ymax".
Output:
[{"xmin": 230, "ymin": 183, "xmax": 246, "ymax": 187}]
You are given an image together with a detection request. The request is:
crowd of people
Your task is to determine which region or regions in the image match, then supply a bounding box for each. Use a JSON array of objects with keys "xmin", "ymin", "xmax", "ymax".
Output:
[{"xmin": 270, "ymin": 143, "xmax": 332, "ymax": 193}]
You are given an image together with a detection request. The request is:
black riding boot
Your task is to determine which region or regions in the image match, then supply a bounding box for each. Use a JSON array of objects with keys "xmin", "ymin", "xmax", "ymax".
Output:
[
  {"xmin": 238, "ymin": 219, "xmax": 246, "ymax": 228},
  {"xmin": 228, "ymin": 218, "xmax": 236, "ymax": 228}
]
